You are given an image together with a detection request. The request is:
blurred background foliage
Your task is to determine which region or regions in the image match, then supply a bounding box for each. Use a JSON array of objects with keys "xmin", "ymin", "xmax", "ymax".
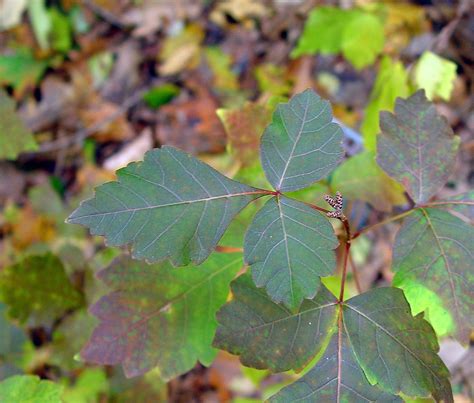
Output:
[{"xmin": 0, "ymin": 0, "xmax": 472, "ymax": 401}]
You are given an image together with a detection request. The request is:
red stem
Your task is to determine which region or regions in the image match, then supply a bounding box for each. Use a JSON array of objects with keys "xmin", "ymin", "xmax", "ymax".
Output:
[{"xmin": 338, "ymin": 218, "xmax": 351, "ymax": 302}]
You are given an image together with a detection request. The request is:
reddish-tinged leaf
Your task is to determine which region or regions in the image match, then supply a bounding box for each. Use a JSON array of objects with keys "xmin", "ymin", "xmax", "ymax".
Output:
[
  {"xmin": 81, "ymin": 253, "xmax": 242, "ymax": 379},
  {"xmin": 377, "ymin": 90, "xmax": 459, "ymax": 204}
]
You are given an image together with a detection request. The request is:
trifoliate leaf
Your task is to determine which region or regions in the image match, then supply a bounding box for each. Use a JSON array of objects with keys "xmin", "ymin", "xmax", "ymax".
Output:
[
  {"xmin": 331, "ymin": 151, "xmax": 406, "ymax": 212},
  {"xmin": 81, "ymin": 253, "xmax": 242, "ymax": 379},
  {"xmin": 377, "ymin": 90, "xmax": 459, "ymax": 203},
  {"xmin": 67, "ymin": 146, "xmax": 267, "ymax": 266},
  {"xmin": 344, "ymin": 288, "xmax": 452, "ymax": 402},
  {"xmin": 270, "ymin": 333, "xmax": 402, "ymax": 402},
  {"xmin": 414, "ymin": 51, "xmax": 457, "ymax": 100},
  {"xmin": 214, "ymin": 274, "xmax": 338, "ymax": 372},
  {"xmin": 216, "ymin": 280, "xmax": 452, "ymax": 401},
  {"xmin": 0, "ymin": 375, "xmax": 63, "ymax": 403},
  {"xmin": 361, "ymin": 56, "xmax": 409, "ymax": 151},
  {"xmin": 0, "ymin": 254, "xmax": 83, "ymax": 324},
  {"xmin": 392, "ymin": 208, "xmax": 474, "ymax": 344},
  {"xmin": 0, "ymin": 90, "xmax": 38, "ymax": 159},
  {"xmin": 244, "ymin": 196, "xmax": 338, "ymax": 310},
  {"xmin": 260, "ymin": 89, "xmax": 344, "ymax": 192}
]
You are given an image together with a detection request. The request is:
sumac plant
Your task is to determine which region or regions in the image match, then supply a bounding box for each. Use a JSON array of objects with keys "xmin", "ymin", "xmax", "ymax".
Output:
[{"xmin": 68, "ymin": 89, "xmax": 473, "ymax": 402}]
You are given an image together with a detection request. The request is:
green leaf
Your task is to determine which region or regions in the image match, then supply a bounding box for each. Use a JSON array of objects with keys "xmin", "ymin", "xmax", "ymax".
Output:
[
  {"xmin": 244, "ymin": 196, "xmax": 338, "ymax": 309},
  {"xmin": 0, "ymin": 90, "xmax": 38, "ymax": 159},
  {"xmin": 392, "ymin": 208, "xmax": 474, "ymax": 344},
  {"xmin": 67, "ymin": 146, "xmax": 265, "ymax": 266},
  {"xmin": 433, "ymin": 191, "xmax": 473, "ymax": 223},
  {"xmin": 205, "ymin": 46, "xmax": 239, "ymax": 92},
  {"xmin": 0, "ymin": 375, "xmax": 63, "ymax": 403},
  {"xmin": 292, "ymin": 7, "xmax": 348, "ymax": 57},
  {"xmin": 27, "ymin": 0, "xmax": 51, "ymax": 50},
  {"xmin": 331, "ymin": 151, "xmax": 406, "ymax": 212},
  {"xmin": 216, "ymin": 281, "xmax": 452, "ymax": 401},
  {"xmin": 0, "ymin": 254, "xmax": 83, "ymax": 324},
  {"xmin": 292, "ymin": 7, "xmax": 384, "ymax": 69},
  {"xmin": 142, "ymin": 84, "xmax": 179, "ymax": 109},
  {"xmin": 81, "ymin": 252, "xmax": 242, "ymax": 379},
  {"xmin": 62, "ymin": 368, "xmax": 108, "ymax": 403},
  {"xmin": 260, "ymin": 89, "xmax": 344, "ymax": 192},
  {"xmin": 343, "ymin": 288, "xmax": 452, "ymax": 401},
  {"xmin": 0, "ymin": 49, "xmax": 48, "ymax": 97},
  {"xmin": 270, "ymin": 333, "xmax": 402, "ymax": 402},
  {"xmin": 361, "ymin": 56, "xmax": 409, "ymax": 151},
  {"xmin": 377, "ymin": 90, "xmax": 460, "ymax": 204},
  {"xmin": 341, "ymin": 11, "xmax": 384, "ymax": 69},
  {"xmin": 414, "ymin": 51, "xmax": 457, "ymax": 101},
  {"xmin": 213, "ymin": 274, "xmax": 338, "ymax": 372}
]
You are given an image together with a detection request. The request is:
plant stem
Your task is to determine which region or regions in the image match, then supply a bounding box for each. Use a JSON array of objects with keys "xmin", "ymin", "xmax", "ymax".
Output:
[
  {"xmin": 338, "ymin": 217, "xmax": 351, "ymax": 302},
  {"xmin": 300, "ymin": 200, "xmax": 331, "ymax": 214},
  {"xmin": 351, "ymin": 209, "xmax": 413, "ymax": 240}
]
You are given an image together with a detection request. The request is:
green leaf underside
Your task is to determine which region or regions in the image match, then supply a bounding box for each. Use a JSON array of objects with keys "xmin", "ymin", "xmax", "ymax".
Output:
[
  {"xmin": 81, "ymin": 253, "xmax": 242, "ymax": 379},
  {"xmin": 377, "ymin": 90, "xmax": 459, "ymax": 204},
  {"xmin": 67, "ymin": 146, "xmax": 263, "ymax": 266},
  {"xmin": 0, "ymin": 375, "xmax": 62, "ymax": 403},
  {"xmin": 271, "ymin": 333, "xmax": 402, "ymax": 402},
  {"xmin": 331, "ymin": 151, "xmax": 406, "ymax": 212},
  {"xmin": 213, "ymin": 274, "xmax": 338, "ymax": 372},
  {"xmin": 0, "ymin": 254, "xmax": 82, "ymax": 324},
  {"xmin": 215, "ymin": 280, "xmax": 452, "ymax": 402},
  {"xmin": 260, "ymin": 89, "xmax": 344, "ymax": 192},
  {"xmin": 0, "ymin": 303, "xmax": 28, "ymax": 356},
  {"xmin": 392, "ymin": 208, "xmax": 474, "ymax": 344},
  {"xmin": 0, "ymin": 89, "xmax": 38, "ymax": 159},
  {"xmin": 244, "ymin": 195, "xmax": 338, "ymax": 309}
]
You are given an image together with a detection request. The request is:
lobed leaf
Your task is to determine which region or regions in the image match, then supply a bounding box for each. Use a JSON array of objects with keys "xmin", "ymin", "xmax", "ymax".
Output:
[
  {"xmin": 244, "ymin": 195, "xmax": 338, "ymax": 309},
  {"xmin": 213, "ymin": 273, "xmax": 338, "ymax": 373},
  {"xmin": 81, "ymin": 253, "xmax": 242, "ymax": 379},
  {"xmin": 0, "ymin": 254, "xmax": 83, "ymax": 324},
  {"xmin": 361, "ymin": 56, "xmax": 409, "ymax": 151},
  {"xmin": 260, "ymin": 89, "xmax": 344, "ymax": 192},
  {"xmin": 68, "ymin": 146, "xmax": 265, "ymax": 266},
  {"xmin": 392, "ymin": 208, "xmax": 474, "ymax": 344},
  {"xmin": 344, "ymin": 287, "xmax": 452, "ymax": 402},
  {"xmin": 377, "ymin": 90, "xmax": 459, "ymax": 204},
  {"xmin": 331, "ymin": 151, "xmax": 406, "ymax": 212},
  {"xmin": 0, "ymin": 375, "xmax": 62, "ymax": 403}
]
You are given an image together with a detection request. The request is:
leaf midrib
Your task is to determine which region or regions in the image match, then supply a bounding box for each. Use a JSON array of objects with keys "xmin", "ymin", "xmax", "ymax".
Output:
[{"xmin": 69, "ymin": 190, "xmax": 268, "ymax": 220}]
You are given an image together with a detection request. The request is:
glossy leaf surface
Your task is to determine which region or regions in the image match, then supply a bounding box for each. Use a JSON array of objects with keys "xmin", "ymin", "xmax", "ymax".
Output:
[
  {"xmin": 244, "ymin": 195, "xmax": 338, "ymax": 309},
  {"xmin": 377, "ymin": 90, "xmax": 459, "ymax": 203},
  {"xmin": 0, "ymin": 375, "xmax": 62, "ymax": 403},
  {"xmin": 344, "ymin": 288, "xmax": 452, "ymax": 402},
  {"xmin": 392, "ymin": 208, "xmax": 474, "ymax": 344},
  {"xmin": 0, "ymin": 254, "xmax": 82, "ymax": 324},
  {"xmin": 214, "ymin": 274, "xmax": 338, "ymax": 372},
  {"xmin": 260, "ymin": 89, "xmax": 344, "ymax": 192},
  {"xmin": 271, "ymin": 333, "xmax": 402, "ymax": 402},
  {"xmin": 81, "ymin": 253, "xmax": 242, "ymax": 379},
  {"xmin": 68, "ymin": 146, "xmax": 264, "ymax": 266},
  {"xmin": 331, "ymin": 151, "xmax": 406, "ymax": 212}
]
